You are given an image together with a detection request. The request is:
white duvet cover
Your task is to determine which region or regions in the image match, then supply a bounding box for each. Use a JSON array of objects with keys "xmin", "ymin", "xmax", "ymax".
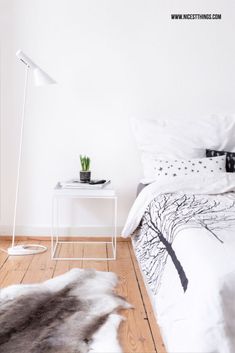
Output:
[{"xmin": 122, "ymin": 173, "xmax": 235, "ymax": 353}]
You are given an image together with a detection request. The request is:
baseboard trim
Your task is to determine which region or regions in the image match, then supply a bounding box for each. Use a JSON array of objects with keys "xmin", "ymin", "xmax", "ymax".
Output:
[
  {"xmin": 0, "ymin": 225, "xmax": 123, "ymax": 237},
  {"xmin": 0, "ymin": 235, "xmax": 130, "ymax": 242}
]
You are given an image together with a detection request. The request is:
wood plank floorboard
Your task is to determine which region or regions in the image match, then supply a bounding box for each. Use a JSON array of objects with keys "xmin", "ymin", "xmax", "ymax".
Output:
[
  {"xmin": 0, "ymin": 239, "xmax": 166, "ymax": 353},
  {"xmin": 0, "ymin": 241, "xmax": 10, "ymax": 270},
  {"xmin": 128, "ymin": 242, "xmax": 167, "ymax": 353}
]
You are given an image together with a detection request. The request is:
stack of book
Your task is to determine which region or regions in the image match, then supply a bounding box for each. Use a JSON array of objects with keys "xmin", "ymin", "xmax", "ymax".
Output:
[{"xmin": 58, "ymin": 179, "xmax": 111, "ymax": 190}]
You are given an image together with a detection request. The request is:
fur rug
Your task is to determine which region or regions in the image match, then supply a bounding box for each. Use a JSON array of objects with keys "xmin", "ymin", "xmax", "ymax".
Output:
[{"xmin": 0, "ymin": 268, "xmax": 131, "ymax": 353}]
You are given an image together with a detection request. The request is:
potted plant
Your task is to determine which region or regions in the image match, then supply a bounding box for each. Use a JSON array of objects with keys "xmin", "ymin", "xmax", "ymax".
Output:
[{"xmin": 80, "ymin": 155, "xmax": 91, "ymax": 182}]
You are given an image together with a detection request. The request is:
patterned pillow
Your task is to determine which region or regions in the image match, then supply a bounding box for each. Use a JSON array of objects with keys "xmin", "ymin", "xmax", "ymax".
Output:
[
  {"xmin": 206, "ymin": 149, "xmax": 235, "ymax": 172},
  {"xmin": 152, "ymin": 155, "xmax": 226, "ymax": 178}
]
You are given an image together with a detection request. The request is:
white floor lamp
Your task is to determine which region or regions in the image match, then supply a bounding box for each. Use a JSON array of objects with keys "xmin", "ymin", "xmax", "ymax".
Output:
[{"xmin": 8, "ymin": 50, "xmax": 56, "ymax": 256}]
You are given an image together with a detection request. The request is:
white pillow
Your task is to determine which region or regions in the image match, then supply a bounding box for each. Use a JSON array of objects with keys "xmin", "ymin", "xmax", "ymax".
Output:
[
  {"xmin": 143, "ymin": 155, "xmax": 226, "ymax": 180},
  {"xmin": 131, "ymin": 115, "xmax": 235, "ymax": 160}
]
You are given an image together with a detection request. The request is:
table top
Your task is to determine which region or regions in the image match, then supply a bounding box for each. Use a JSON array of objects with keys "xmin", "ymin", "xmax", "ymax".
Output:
[{"xmin": 53, "ymin": 183, "xmax": 116, "ymax": 197}]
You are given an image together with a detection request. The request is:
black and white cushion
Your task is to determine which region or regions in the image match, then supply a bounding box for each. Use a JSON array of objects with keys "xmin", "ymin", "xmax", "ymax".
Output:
[
  {"xmin": 206, "ymin": 149, "xmax": 235, "ymax": 172},
  {"xmin": 150, "ymin": 155, "xmax": 226, "ymax": 178}
]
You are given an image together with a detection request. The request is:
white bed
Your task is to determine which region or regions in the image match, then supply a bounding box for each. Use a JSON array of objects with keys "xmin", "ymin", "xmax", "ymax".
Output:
[
  {"xmin": 124, "ymin": 114, "xmax": 235, "ymax": 352},
  {"xmin": 123, "ymin": 173, "xmax": 235, "ymax": 352}
]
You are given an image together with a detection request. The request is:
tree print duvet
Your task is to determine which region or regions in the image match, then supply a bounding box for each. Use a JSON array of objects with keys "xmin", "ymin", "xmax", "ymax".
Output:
[
  {"xmin": 122, "ymin": 173, "xmax": 235, "ymax": 353},
  {"xmin": 134, "ymin": 193, "xmax": 235, "ymax": 294}
]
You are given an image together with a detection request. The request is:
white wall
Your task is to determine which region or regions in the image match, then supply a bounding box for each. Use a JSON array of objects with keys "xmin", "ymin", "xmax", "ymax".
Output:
[{"xmin": 0, "ymin": 0, "xmax": 235, "ymax": 236}]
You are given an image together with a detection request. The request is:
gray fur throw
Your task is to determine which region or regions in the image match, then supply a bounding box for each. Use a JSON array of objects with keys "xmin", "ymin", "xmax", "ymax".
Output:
[{"xmin": 0, "ymin": 268, "xmax": 131, "ymax": 353}]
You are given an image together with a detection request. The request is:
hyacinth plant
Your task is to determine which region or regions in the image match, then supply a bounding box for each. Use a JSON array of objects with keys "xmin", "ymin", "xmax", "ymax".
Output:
[{"xmin": 80, "ymin": 155, "xmax": 90, "ymax": 171}]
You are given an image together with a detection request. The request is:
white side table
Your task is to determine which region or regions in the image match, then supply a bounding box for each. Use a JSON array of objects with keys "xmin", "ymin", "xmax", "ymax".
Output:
[{"xmin": 51, "ymin": 184, "xmax": 117, "ymax": 261}]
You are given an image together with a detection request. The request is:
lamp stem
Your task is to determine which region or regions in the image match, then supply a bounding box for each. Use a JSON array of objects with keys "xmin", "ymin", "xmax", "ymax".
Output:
[{"xmin": 12, "ymin": 66, "xmax": 29, "ymax": 247}]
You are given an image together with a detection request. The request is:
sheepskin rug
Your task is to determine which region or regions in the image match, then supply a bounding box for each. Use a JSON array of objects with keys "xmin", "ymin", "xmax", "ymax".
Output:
[{"xmin": 0, "ymin": 268, "xmax": 131, "ymax": 353}]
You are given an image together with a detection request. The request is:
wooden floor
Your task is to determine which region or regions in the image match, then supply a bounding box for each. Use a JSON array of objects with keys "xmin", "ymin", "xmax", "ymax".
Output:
[{"xmin": 0, "ymin": 239, "xmax": 166, "ymax": 353}]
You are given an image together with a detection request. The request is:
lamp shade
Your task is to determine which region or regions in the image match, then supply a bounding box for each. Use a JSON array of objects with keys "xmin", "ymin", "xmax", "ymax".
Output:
[
  {"xmin": 16, "ymin": 50, "xmax": 56, "ymax": 86},
  {"xmin": 33, "ymin": 67, "xmax": 56, "ymax": 86}
]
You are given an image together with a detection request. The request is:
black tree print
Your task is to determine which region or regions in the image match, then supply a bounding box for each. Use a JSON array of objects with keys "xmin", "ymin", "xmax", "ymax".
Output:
[{"xmin": 134, "ymin": 193, "xmax": 235, "ymax": 294}]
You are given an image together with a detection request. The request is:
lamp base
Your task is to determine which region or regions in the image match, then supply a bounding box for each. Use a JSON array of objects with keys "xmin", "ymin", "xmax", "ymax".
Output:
[{"xmin": 7, "ymin": 244, "xmax": 47, "ymax": 256}]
